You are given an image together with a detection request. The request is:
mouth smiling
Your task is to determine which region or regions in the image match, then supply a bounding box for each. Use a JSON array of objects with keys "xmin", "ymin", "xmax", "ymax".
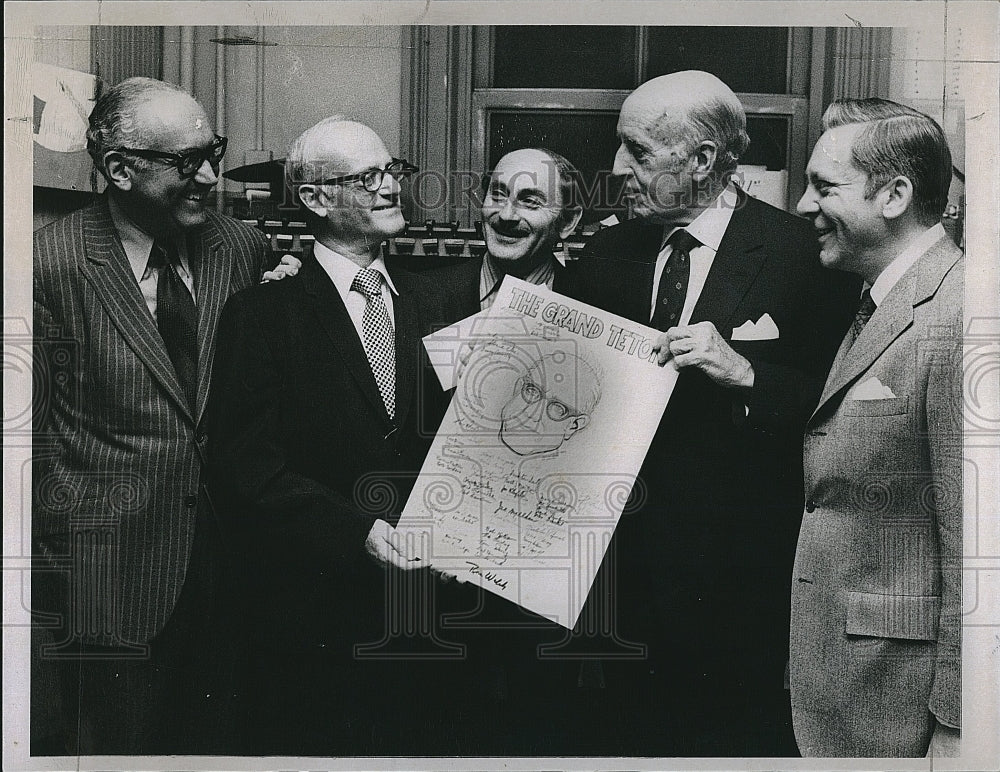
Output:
[{"xmin": 488, "ymin": 223, "xmax": 528, "ymax": 241}]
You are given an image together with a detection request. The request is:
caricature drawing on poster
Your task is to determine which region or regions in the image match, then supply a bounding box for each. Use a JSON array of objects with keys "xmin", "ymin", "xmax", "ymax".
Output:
[{"xmin": 399, "ymin": 277, "xmax": 677, "ymax": 629}]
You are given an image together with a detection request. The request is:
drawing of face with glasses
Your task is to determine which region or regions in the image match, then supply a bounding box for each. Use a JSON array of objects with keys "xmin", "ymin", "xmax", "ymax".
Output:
[{"xmin": 499, "ymin": 351, "xmax": 602, "ymax": 457}]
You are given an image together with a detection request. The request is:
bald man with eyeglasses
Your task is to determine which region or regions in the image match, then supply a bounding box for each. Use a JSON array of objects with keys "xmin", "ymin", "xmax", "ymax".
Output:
[
  {"xmin": 207, "ymin": 116, "xmax": 466, "ymax": 754},
  {"xmin": 31, "ymin": 77, "xmax": 285, "ymax": 754}
]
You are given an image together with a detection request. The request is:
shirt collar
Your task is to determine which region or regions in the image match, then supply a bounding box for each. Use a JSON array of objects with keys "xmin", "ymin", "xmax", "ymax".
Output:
[
  {"xmin": 313, "ymin": 240, "xmax": 398, "ymax": 300},
  {"xmin": 108, "ymin": 195, "xmax": 155, "ymax": 283},
  {"xmin": 868, "ymin": 223, "xmax": 946, "ymax": 306},
  {"xmin": 661, "ymin": 181, "xmax": 739, "ymax": 253},
  {"xmin": 480, "ymin": 252, "xmax": 559, "ymax": 304}
]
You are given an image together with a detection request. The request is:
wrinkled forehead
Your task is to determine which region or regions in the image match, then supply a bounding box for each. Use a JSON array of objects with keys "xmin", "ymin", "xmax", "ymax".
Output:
[
  {"xmin": 304, "ymin": 122, "xmax": 392, "ymax": 176},
  {"xmin": 491, "ymin": 150, "xmax": 563, "ymax": 203}
]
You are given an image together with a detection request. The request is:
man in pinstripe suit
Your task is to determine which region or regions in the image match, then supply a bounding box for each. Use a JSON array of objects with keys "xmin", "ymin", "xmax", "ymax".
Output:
[{"xmin": 31, "ymin": 77, "xmax": 273, "ymax": 755}]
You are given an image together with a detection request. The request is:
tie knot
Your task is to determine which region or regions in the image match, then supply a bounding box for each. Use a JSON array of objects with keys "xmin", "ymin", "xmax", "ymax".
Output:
[
  {"xmin": 351, "ymin": 267, "xmax": 384, "ymax": 299},
  {"xmin": 148, "ymin": 241, "xmax": 173, "ymax": 270},
  {"xmin": 666, "ymin": 228, "xmax": 700, "ymax": 254}
]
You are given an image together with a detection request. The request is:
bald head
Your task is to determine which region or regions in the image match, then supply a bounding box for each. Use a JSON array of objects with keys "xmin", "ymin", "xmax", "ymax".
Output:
[
  {"xmin": 623, "ymin": 71, "xmax": 749, "ymax": 174},
  {"xmin": 285, "ymin": 117, "xmax": 386, "ymax": 189}
]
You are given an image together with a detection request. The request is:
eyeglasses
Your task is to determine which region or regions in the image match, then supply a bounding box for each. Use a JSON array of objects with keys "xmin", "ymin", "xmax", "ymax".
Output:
[
  {"xmin": 518, "ymin": 378, "xmax": 581, "ymax": 421},
  {"xmin": 314, "ymin": 158, "xmax": 418, "ymax": 192},
  {"xmin": 115, "ymin": 135, "xmax": 228, "ymax": 178}
]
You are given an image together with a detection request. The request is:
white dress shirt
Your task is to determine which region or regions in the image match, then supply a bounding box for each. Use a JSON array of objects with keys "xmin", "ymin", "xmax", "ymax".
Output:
[
  {"xmin": 868, "ymin": 222, "xmax": 947, "ymax": 306},
  {"xmin": 649, "ymin": 182, "xmax": 740, "ymax": 324},
  {"xmin": 108, "ymin": 196, "xmax": 197, "ymax": 319},
  {"xmin": 312, "ymin": 240, "xmax": 398, "ymax": 342}
]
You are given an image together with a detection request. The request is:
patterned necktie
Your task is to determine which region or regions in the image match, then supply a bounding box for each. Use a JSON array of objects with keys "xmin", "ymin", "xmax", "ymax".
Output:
[
  {"xmin": 848, "ymin": 288, "xmax": 877, "ymax": 349},
  {"xmin": 351, "ymin": 267, "xmax": 396, "ymax": 419},
  {"xmin": 651, "ymin": 228, "xmax": 700, "ymax": 330},
  {"xmin": 149, "ymin": 241, "xmax": 198, "ymax": 410}
]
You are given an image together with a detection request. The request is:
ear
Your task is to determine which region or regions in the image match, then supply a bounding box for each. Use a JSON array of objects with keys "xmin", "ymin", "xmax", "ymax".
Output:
[
  {"xmin": 880, "ymin": 175, "xmax": 914, "ymax": 220},
  {"xmin": 558, "ymin": 206, "xmax": 584, "ymax": 240},
  {"xmin": 690, "ymin": 140, "xmax": 719, "ymax": 182},
  {"xmin": 102, "ymin": 151, "xmax": 132, "ymax": 192},
  {"xmin": 296, "ymin": 184, "xmax": 327, "ymax": 218},
  {"xmin": 564, "ymin": 413, "xmax": 590, "ymax": 438}
]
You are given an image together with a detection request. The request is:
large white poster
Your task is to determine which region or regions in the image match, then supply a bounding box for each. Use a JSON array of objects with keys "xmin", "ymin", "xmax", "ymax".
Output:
[{"xmin": 399, "ymin": 277, "xmax": 677, "ymax": 628}]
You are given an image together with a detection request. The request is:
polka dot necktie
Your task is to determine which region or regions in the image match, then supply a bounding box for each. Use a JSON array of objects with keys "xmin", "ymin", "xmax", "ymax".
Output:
[
  {"xmin": 149, "ymin": 240, "xmax": 198, "ymax": 410},
  {"xmin": 651, "ymin": 228, "xmax": 700, "ymax": 330},
  {"xmin": 351, "ymin": 267, "xmax": 396, "ymax": 419}
]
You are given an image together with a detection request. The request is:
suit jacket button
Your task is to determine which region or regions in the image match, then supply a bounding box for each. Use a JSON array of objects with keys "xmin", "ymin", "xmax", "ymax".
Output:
[
  {"xmin": 196, "ymin": 430, "xmax": 207, "ymax": 444},
  {"xmin": 805, "ymin": 500, "xmax": 817, "ymax": 513},
  {"xmin": 184, "ymin": 494, "xmax": 198, "ymax": 509}
]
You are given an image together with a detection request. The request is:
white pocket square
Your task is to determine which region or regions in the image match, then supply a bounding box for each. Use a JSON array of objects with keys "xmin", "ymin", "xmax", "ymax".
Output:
[
  {"xmin": 851, "ymin": 377, "xmax": 897, "ymax": 400},
  {"xmin": 732, "ymin": 313, "xmax": 779, "ymax": 341}
]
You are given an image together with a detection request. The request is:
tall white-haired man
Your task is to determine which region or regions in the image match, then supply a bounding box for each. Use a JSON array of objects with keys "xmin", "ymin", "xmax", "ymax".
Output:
[{"xmin": 567, "ymin": 70, "xmax": 860, "ymax": 756}]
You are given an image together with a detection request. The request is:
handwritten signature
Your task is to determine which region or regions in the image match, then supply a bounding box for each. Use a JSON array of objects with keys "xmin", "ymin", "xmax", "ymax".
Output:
[{"xmin": 465, "ymin": 560, "xmax": 509, "ymax": 591}]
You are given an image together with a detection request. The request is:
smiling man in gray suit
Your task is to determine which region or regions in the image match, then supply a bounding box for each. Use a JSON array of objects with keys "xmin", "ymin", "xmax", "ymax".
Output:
[
  {"xmin": 792, "ymin": 98, "xmax": 963, "ymax": 757},
  {"xmin": 32, "ymin": 77, "xmax": 274, "ymax": 754}
]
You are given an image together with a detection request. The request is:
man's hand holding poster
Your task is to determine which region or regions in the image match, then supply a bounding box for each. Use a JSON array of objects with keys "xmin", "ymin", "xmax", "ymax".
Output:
[{"xmin": 399, "ymin": 277, "xmax": 677, "ymax": 628}]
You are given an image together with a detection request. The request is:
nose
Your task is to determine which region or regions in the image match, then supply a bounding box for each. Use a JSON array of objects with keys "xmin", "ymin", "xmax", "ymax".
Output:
[
  {"xmin": 379, "ymin": 171, "xmax": 401, "ymax": 198},
  {"xmin": 796, "ymin": 186, "xmax": 818, "ymax": 217},
  {"xmin": 194, "ymin": 158, "xmax": 219, "ymax": 186},
  {"xmin": 612, "ymin": 144, "xmax": 631, "ymax": 177},
  {"xmin": 497, "ymin": 197, "xmax": 518, "ymax": 220}
]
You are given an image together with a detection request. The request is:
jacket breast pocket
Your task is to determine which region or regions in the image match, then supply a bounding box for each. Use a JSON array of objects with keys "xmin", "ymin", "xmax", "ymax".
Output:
[
  {"xmin": 845, "ymin": 591, "xmax": 940, "ymax": 641},
  {"xmin": 843, "ymin": 395, "xmax": 909, "ymax": 416}
]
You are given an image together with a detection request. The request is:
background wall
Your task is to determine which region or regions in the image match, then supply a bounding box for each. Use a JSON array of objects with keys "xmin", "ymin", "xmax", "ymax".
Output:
[{"xmin": 168, "ymin": 26, "xmax": 403, "ymax": 197}]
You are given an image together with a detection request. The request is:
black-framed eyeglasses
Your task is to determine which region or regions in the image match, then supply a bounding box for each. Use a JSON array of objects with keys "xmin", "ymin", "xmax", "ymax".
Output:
[
  {"xmin": 314, "ymin": 158, "xmax": 418, "ymax": 192},
  {"xmin": 114, "ymin": 135, "xmax": 228, "ymax": 178}
]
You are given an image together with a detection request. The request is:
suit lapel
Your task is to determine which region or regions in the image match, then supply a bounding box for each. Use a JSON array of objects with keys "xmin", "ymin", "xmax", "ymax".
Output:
[
  {"xmin": 78, "ymin": 201, "xmax": 194, "ymax": 421},
  {"xmin": 302, "ymin": 260, "xmax": 394, "ymax": 424},
  {"xmin": 812, "ymin": 236, "xmax": 962, "ymax": 417},
  {"xmin": 689, "ymin": 193, "xmax": 767, "ymax": 335},
  {"xmin": 189, "ymin": 225, "xmax": 230, "ymax": 424}
]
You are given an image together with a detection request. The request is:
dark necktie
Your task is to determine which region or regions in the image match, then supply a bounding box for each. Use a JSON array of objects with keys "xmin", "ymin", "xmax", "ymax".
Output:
[
  {"xmin": 149, "ymin": 241, "xmax": 198, "ymax": 410},
  {"xmin": 351, "ymin": 267, "xmax": 396, "ymax": 419},
  {"xmin": 651, "ymin": 228, "xmax": 700, "ymax": 330},
  {"xmin": 848, "ymin": 288, "xmax": 877, "ymax": 349}
]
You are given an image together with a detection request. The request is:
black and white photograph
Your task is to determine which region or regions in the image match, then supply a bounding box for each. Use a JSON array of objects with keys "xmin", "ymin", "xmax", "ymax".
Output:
[{"xmin": 4, "ymin": 1, "xmax": 999, "ymax": 770}]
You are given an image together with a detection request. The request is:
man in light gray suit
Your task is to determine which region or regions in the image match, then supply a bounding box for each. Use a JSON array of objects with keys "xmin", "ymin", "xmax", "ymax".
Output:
[
  {"xmin": 32, "ymin": 77, "xmax": 278, "ymax": 754},
  {"xmin": 791, "ymin": 98, "xmax": 962, "ymax": 757}
]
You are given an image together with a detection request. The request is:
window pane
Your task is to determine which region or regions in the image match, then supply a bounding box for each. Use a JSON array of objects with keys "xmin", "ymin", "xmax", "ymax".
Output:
[
  {"xmin": 487, "ymin": 110, "xmax": 625, "ymax": 224},
  {"xmin": 492, "ymin": 27, "xmax": 637, "ymax": 89},
  {"xmin": 646, "ymin": 27, "xmax": 789, "ymax": 94},
  {"xmin": 743, "ymin": 115, "xmax": 789, "ymax": 170}
]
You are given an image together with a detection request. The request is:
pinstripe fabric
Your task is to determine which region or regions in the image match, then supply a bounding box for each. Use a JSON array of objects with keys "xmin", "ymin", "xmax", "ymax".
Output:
[{"xmin": 33, "ymin": 196, "xmax": 270, "ymax": 645}]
